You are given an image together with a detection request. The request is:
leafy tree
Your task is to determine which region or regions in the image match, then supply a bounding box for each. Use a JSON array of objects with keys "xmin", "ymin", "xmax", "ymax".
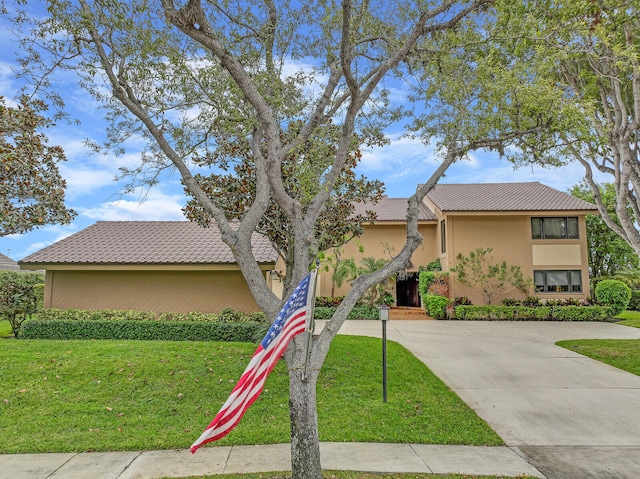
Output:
[
  {"xmin": 0, "ymin": 271, "xmax": 44, "ymax": 337},
  {"xmin": 183, "ymin": 122, "xmax": 385, "ymax": 290},
  {"xmin": 6, "ymin": 1, "xmax": 492, "ymax": 476},
  {"xmin": 0, "ymin": 96, "xmax": 76, "ymax": 235},
  {"xmin": 357, "ymin": 256, "xmax": 392, "ymax": 306},
  {"xmin": 408, "ymin": 1, "xmax": 640, "ymax": 258},
  {"xmin": 570, "ymin": 182, "xmax": 639, "ymax": 277},
  {"xmin": 451, "ymin": 247, "xmax": 532, "ymax": 304},
  {"xmin": 464, "ymin": 1, "xmax": 640, "ymax": 256}
]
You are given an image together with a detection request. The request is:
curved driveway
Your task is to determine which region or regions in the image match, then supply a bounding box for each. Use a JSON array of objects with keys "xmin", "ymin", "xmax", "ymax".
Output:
[{"xmin": 335, "ymin": 320, "xmax": 640, "ymax": 479}]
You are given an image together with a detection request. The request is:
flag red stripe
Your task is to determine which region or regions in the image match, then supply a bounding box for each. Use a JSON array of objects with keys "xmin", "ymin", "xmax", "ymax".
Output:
[{"xmin": 190, "ymin": 304, "xmax": 310, "ymax": 453}]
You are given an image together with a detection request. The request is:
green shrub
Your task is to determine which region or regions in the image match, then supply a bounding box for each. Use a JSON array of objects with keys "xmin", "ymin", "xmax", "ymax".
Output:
[
  {"xmin": 0, "ymin": 272, "xmax": 43, "ymax": 337},
  {"xmin": 455, "ymin": 305, "xmax": 611, "ymax": 321},
  {"xmin": 550, "ymin": 305, "xmax": 612, "ymax": 321},
  {"xmin": 595, "ymin": 279, "xmax": 632, "ymax": 316},
  {"xmin": 157, "ymin": 311, "xmax": 219, "ymax": 321},
  {"xmin": 454, "ymin": 296, "xmax": 472, "ymax": 306},
  {"xmin": 36, "ymin": 308, "xmax": 156, "ymax": 321},
  {"xmin": 315, "ymin": 296, "xmax": 344, "ymax": 307},
  {"xmin": 20, "ymin": 320, "xmax": 263, "ymax": 342},
  {"xmin": 36, "ymin": 308, "xmax": 267, "ymax": 323},
  {"xmin": 418, "ymin": 271, "xmax": 436, "ymax": 297},
  {"xmin": 313, "ymin": 306, "xmax": 379, "ymax": 320},
  {"xmin": 424, "ymin": 294, "xmax": 450, "ymax": 320},
  {"xmin": 33, "ymin": 284, "xmax": 45, "ymax": 310},
  {"xmin": 628, "ymin": 290, "xmax": 640, "ymax": 311}
]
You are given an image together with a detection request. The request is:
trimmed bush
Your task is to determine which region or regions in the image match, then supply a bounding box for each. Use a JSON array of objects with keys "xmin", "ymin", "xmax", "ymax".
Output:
[
  {"xmin": 424, "ymin": 294, "xmax": 450, "ymax": 320},
  {"xmin": 36, "ymin": 308, "xmax": 156, "ymax": 321},
  {"xmin": 595, "ymin": 279, "xmax": 632, "ymax": 316},
  {"xmin": 315, "ymin": 296, "xmax": 344, "ymax": 308},
  {"xmin": 550, "ymin": 305, "xmax": 612, "ymax": 321},
  {"xmin": 20, "ymin": 319, "xmax": 263, "ymax": 342},
  {"xmin": 36, "ymin": 308, "xmax": 267, "ymax": 323},
  {"xmin": 313, "ymin": 306, "xmax": 379, "ymax": 320},
  {"xmin": 455, "ymin": 305, "xmax": 612, "ymax": 321}
]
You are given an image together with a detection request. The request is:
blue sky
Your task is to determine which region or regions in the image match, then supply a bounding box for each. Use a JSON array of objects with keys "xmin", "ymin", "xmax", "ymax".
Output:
[{"xmin": 0, "ymin": 6, "xmax": 602, "ymax": 262}]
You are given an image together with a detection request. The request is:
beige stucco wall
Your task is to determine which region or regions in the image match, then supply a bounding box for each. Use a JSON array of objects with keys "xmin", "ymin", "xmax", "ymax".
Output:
[
  {"xmin": 317, "ymin": 222, "xmax": 437, "ymax": 297},
  {"xmin": 44, "ymin": 269, "xmax": 261, "ymax": 313},
  {"xmin": 443, "ymin": 213, "xmax": 591, "ymax": 304}
]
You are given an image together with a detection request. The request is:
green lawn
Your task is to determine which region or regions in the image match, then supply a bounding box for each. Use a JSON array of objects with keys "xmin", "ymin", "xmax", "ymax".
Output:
[
  {"xmin": 0, "ymin": 335, "xmax": 501, "ymax": 454},
  {"xmin": 557, "ymin": 338, "xmax": 640, "ymax": 377},
  {"xmin": 616, "ymin": 310, "xmax": 640, "ymax": 328}
]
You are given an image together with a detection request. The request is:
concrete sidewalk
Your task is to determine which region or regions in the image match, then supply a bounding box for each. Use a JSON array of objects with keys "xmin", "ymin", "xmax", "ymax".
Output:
[{"xmin": 0, "ymin": 443, "xmax": 544, "ymax": 479}]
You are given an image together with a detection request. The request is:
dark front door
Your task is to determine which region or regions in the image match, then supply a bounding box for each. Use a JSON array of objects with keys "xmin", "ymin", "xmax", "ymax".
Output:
[{"xmin": 396, "ymin": 273, "xmax": 420, "ymax": 307}]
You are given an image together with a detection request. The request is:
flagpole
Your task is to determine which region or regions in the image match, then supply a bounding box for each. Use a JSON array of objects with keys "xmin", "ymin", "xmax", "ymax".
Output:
[{"xmin": 302, "ymin": 267, "xmax": 319, "ymax": 382}]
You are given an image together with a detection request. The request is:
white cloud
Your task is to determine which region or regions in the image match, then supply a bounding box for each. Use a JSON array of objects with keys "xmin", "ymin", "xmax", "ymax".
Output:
[
  {"xmin": 78, "ymin": 189, "xmax": 186, "ymax": 221},
  {"xmin": 59, "ymin": 164, "xmax": 116, "ymax": 199},
  {"xmin": 6, "ymin": 224, "xmax": 81, "ymax": 261}
]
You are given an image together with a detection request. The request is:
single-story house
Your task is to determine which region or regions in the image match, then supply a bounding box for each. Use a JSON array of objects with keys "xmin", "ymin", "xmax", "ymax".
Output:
[
  {"xmin": 20, "ymin": 182, "xmax": 598, "ymax": 312},
  {"xmin": 19, "ymin": 221, "xmax": 279, "ymax": 313}
]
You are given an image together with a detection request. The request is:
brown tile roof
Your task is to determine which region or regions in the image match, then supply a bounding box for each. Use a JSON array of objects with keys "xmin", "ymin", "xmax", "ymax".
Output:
[
  {"xmin": 19, "ymin": 221, "xmax": 278, "ymax": 265},
  {"xmin": 352, "ymin": 197, "xmax": 437, "ymax": 221},
  {"xmin": 426, "ymin": 182, "xmax": 599, "ymax": 212}
]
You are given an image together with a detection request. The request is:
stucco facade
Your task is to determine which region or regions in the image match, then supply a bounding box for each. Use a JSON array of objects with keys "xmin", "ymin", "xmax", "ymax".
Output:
[
  {"xmin": 20, "ymin": 183, "xmax": 598, "ymax": 312},
  {"xmin": 41, "ymin": 267, "xmax": 264, "ymax": 313},
  {"xmin": 436, "ymin": 212, "xmax": 591, "ymax": 304}
]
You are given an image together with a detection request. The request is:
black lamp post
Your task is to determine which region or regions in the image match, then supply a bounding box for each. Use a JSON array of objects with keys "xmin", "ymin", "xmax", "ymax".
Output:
[{"xmin": 378, "ymin": 304, "xmax": 390, "ymax": 403}]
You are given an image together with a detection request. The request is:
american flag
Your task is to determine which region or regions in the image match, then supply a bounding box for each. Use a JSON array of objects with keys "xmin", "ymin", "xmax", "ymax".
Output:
[{"xmin": 190, "ymin": 271, "xmax": 317, "ymax": 453}]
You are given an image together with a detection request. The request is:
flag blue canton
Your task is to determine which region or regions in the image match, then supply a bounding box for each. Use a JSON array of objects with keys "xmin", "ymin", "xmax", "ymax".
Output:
[{"xmin": 261, "ymin": 273, "xmax": 311, "ymax": 349}]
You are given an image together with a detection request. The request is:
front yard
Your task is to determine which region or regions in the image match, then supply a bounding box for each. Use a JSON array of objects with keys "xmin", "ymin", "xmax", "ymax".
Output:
[{"xmin": 0, "ymin": 335, "xmax": 501, "ymax": 454}]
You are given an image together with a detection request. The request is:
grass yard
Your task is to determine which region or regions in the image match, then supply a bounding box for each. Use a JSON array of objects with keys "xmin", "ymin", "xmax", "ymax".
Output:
[
  {"xmin": 557, "ymin": 338, "xmax": 640, "ymax": 377},
  {"xmin": 0, "ymin": 335, "xmax": 501, "ymax": 454},
  {"xmin": 616, "ymin": 310, "xmax": 640, "ymax": 328},
  {"xmin": 170, "ymin": 473, "xmax": 539, "ymax": 479}
]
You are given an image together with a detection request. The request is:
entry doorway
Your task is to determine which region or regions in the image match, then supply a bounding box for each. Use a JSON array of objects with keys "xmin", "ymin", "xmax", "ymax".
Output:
[{"xmin": 396, "ymin": 273, "xmax": 420, "ymax": 307}]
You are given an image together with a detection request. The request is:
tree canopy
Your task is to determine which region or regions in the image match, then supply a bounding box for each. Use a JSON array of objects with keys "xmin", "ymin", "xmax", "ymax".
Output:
[
  {"xmin": 570, "ymin": 181, "xmax": 639, "ymax": 277},
  {"xmin": 0, "ymin": 96, "xmax": 76, "ymax": 236}
]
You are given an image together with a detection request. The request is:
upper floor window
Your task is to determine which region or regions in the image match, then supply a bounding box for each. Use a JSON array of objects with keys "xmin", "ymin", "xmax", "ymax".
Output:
[{"xmin": 531, "ymin": 217, "xmax": 579, "ymax": 239}]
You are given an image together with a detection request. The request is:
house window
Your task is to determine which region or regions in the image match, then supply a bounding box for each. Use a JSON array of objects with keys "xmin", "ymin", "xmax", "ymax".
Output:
[
  {"xmin": 531, "ymin": 217, "xmax": 579, "ymax": 239},
  {"xmin": 534, "ymin": 270, "xmax": 582, "ymax": 293},
  {"xmin": 440, "ymin": 220, "xmax": 446, "ymax": 253}
]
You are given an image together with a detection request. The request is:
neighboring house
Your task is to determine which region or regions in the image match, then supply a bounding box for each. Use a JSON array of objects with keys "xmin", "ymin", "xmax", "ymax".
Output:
[
  {"xmin": 329, "ymin": 182, "xmax": 598, "ymax": 305},
  {"xmin": 19, "ymin": 182, "xmax": 598, "ymax": 312},
  {"xmin": 0, "ymin": 253, "xmax": 20, "ymax": 271},
  {"xmin": 19, "ymin": 221, "xmax": 278, "ymax": 314}
]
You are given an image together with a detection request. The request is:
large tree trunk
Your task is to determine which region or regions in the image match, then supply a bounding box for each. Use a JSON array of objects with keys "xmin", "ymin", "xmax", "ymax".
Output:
[
  {"xmin": 289, "ymin": 365, "xmax": 322, "ymax": 479},
  {"xmin": 286, "ymin": 332, "xmax": 322, "ymax": 479}
]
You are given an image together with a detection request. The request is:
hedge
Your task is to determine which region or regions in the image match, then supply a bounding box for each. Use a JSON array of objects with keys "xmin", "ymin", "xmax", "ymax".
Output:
[
  {"xmin": 36, "ymin": 308, "xmax": 156, "ymax": 321},
  {"xmin": 454, "ymin": 305, "xmax": 613, "ymax": 321},
  {"xmin": 20, "ymin": 319, "xmax": 264, "ymax": 342},
  {"xmin": 35, "ymin": 308, "xmax": 267, "ymax": 323},
  {"xmin": 313, "ymin": 306, "xmax": 379, "ymax": 320}
]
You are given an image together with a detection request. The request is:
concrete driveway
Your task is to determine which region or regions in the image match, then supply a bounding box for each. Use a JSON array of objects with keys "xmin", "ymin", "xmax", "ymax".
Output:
[{"xmin": 334, "ymin": 320, "xmax": 640, "ymax": 479}]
